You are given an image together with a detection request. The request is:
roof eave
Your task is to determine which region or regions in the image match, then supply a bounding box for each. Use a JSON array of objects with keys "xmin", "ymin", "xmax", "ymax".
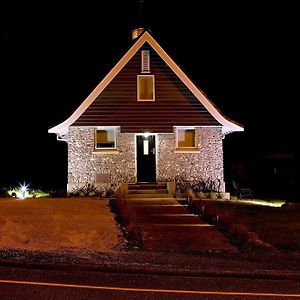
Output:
[
  {"xmin": 222, "ymin": 124, "xmax": 244, "ymax": 135},
  {"xmin": 49, "ymin": 30, "xmax": 243, "ymax": 136}
]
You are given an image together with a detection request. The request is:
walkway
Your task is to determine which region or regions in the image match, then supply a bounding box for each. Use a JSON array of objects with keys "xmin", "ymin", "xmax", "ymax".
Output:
[{"xmin": 125, "ymin": 183, "xmax": 237, "ymax": 253}]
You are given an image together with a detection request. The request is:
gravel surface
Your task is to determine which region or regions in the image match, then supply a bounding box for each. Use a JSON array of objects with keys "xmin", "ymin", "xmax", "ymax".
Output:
[{"xmin": 1, "ymin": 246, "xmax": 300, "ymax": 279}]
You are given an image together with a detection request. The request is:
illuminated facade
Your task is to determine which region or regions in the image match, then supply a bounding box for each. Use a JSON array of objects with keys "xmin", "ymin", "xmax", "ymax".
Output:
[{"xmin": 48, "ymin": 30, "xmax": 243, "ymax": 193}]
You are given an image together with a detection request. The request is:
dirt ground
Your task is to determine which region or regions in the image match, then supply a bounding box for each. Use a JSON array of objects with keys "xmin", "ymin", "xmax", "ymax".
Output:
[{"xmin": 0, "ymin": 197, "xmax": 123, "ymax": 252}]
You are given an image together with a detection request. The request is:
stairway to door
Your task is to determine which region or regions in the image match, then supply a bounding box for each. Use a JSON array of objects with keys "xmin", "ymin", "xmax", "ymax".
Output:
[{"xmin": 121, "ymin": 183, "xmax": 237, "ymax": 253}]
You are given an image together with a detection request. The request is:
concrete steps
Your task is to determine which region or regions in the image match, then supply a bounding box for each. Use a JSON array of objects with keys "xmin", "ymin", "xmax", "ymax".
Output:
[
  {"xmin": 131, "ymin": 205, "xmax": 188, "ymax": 214},
  {"xmin": 141, "ymin": 226, "xmax": 236, "ymax": 252},
  {"xmin": 126, "ymin": 194, "xmax": 171, "ymax": 199},
  {"xmin": 127, "ymin": 183, "xmax": 170, "ymax": 198},
  {"xmin": 121, "ymin": 182, "xmax": 237, "ymax": 253},
  {"xmin": 135, "ymin": 214, "xmax": 204, "ymax": 224},
  {"xmin": 128, "ymin": 183, "xmax": 168, "ymax": 190}
]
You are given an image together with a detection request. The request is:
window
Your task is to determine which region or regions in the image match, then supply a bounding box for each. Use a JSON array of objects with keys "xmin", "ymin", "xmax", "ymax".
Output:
[
  {"xmin": 137, "ymin": 75, "xmax": 155, "ymax": 101},
  {"xmin": 95, "ymin": 128, "xmax": 116, "ymax": 149},
  {"xmin": 141, "ymin": 50, "xmax": 150, "ymax": 73},
  {"xmin": 178, "ymin": 128, "xmax": 195, "ymax": 147},
  {"xmin": 176, "ymin": 128, "xmax": 198, "ymax": 150}
]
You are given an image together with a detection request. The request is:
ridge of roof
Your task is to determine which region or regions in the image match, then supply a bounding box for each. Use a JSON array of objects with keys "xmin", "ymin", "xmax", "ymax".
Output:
[{"xmin": 48, "ymin": 30, "xmax": 243, "ymax": 138}]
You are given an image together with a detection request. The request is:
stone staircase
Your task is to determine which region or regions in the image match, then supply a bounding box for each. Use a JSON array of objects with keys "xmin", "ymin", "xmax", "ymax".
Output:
[
  {"xmin": 126, "ymin": 183, "xmax": 170, "ymax": 197},
  {"xmin": 123, "ymin": 183, "xmax": 237, "ymax": 253}
]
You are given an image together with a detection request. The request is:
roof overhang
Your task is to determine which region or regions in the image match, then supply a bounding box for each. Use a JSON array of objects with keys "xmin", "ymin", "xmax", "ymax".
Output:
[{"xmin": 48, "ymin": 31, "xmax": 243, "ymax": 140}]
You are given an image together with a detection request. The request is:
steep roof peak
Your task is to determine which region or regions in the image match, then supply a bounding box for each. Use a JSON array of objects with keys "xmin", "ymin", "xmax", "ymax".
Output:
[{"xmin": 48, "ymin": 30, "xmax": 243, "ymax": 140}]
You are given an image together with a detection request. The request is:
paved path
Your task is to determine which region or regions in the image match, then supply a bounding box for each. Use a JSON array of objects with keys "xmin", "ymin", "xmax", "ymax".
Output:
[{"xmin": 126, "ymin": 184, "xmax": 237, "ymax": 253}]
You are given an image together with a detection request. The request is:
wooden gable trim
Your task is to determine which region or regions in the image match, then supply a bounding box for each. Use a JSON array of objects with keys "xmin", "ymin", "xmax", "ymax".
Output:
[
  {"xmin": 48, "ymin": 31, "xmax": 243, "ymax": 139},
  {"xmin": 144, "ymin": 34, "xmax": 244, "ymax": 135}
]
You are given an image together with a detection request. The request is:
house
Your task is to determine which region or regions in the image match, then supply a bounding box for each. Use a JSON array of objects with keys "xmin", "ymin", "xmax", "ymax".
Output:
[{"xmin": 48, "ymin": 28, "xmax": 243, "ymax": 194}]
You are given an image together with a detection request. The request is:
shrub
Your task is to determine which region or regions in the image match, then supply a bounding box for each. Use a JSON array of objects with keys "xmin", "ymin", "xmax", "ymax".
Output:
[
  {"xmin": 112, "ymin": 189, "xmax": 142, "ymax": 245},
  {"xmin": 175, "ymin": 176, "xmax": 223, "ymax": 199},
  {"xmin": 69, "ymin": 183, "xmax": 115, "ymax": 198},
  {"xmin": 0, "ymin": 187, "xmax": 10, "ymax": 197},
  {"xmin": 230, "ymin": 224, "xmax": 250, "ymax": 244},
  {"xmin": 217, "ymin": 207, "xmax": 235, "ymax": 229},
  {"xmin": 49, "ymin": 188, "xmax": 67, "ymax": 198}
]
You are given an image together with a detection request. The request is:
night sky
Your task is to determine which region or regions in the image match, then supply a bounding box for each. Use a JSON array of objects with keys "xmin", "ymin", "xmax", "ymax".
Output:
[{"xmin": 1, "ymin": 1, "xmax": 299, "ymax": 192}]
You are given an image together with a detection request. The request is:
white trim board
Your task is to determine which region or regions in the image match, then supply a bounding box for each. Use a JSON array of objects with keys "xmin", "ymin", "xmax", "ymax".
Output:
[{"xmin": 48, "ymin": 31, "xmax": 243, "ymax": 139}]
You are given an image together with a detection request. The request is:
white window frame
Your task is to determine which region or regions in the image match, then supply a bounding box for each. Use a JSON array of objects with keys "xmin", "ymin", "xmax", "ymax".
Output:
[
  {"xmin": 175, "ymin": 127, "xmax": 199, "ymax": 152},
  {"xmin": 94, "ymin": 127, "xmax": 117, "ymax": 150},
  {"xmin": 141, "ymin": 50, "xmax": 150, "ymax": 73},
  {"xmin": 137, "ymin": 75, "xmax": 155, "ymax": 101}
]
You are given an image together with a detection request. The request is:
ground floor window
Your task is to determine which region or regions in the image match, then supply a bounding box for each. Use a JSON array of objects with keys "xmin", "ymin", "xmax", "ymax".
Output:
[
  {"xmin": 175, "ymin": 127, "xmax": 198, "ymax": 151},
  {"xmin": 95, "ymin": 128, "xmax": 116, "ymax": 149}
]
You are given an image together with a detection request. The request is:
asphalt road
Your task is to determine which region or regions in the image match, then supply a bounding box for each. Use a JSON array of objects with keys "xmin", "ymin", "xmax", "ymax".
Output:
[{"xmin": 0, "ymin": 265, "xmax": 300, "ymax": 299}]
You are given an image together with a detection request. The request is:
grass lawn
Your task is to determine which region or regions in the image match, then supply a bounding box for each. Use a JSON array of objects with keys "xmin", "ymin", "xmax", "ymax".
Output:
[{"xmin": 191, "ymin": 199, "xmax": 300, "ymax": 252}]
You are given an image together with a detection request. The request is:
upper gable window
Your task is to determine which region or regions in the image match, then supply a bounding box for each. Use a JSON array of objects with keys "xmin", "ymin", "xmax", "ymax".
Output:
[
  {"xmin": 141, "ymin": 50, "xmax": 150, "ymax": 73},
  {"xmin": 137, "ymin": 75, "xmax": 155, "ymax": 101}
]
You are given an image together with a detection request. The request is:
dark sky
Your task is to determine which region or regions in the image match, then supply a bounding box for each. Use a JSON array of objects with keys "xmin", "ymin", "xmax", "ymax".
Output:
[{"xmin": 1, "ymin": 1, "xmax": 298, "ymax": 190}]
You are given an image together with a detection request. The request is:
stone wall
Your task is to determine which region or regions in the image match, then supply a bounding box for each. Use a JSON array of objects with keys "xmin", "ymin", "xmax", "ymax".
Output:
[
  {"xmin": 157, "ymin": 127, "xmax": 225, "ymax": 192},
  {"xmin": 67, "ymin": 126, "xmax": 225, "ymax": 193},
  {"xmin": 67, "ymin": 127, "xmax": 135, "ymax": 193}
]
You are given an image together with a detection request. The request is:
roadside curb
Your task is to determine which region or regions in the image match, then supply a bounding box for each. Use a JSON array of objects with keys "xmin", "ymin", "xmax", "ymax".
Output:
[{"xmin": 1, "ymin": 258, "xmax": 300, "ymax": 281}]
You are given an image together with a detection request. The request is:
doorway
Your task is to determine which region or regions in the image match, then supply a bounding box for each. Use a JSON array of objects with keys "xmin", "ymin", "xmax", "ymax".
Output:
[{"xmin": 136, "ymin": 135, "xmax": 156, "ymax": 182}]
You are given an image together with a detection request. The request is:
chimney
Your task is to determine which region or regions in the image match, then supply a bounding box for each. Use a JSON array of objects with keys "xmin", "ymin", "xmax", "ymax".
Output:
[
  {"xmin": 131, "ymin": 27, "xmax": 145, "ymax": 40},
  {"xmin": 131, "ymin": 0, "xmax": 146, "ymax": 40}
]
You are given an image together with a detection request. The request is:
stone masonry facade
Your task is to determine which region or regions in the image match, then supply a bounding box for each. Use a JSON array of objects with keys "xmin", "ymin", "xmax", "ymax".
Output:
[
  {"xmin": 67, "ymin": 126, "xmax": 225, "ymax": 193},
  {"xmin": 157, "ymin": 128, "xmax": 225, "ymax": 191}
]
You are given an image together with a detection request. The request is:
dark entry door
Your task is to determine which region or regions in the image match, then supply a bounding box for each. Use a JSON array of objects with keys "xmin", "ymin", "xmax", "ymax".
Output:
[{"xmin": 136, "ymin": 135, "xmax": 156, "ymax": 182}]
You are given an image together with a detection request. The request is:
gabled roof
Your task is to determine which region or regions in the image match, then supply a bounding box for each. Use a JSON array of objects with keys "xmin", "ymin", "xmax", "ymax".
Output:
[{"xmin": 48, "ymin": 30, "xmax": 243, "ymax": 140}]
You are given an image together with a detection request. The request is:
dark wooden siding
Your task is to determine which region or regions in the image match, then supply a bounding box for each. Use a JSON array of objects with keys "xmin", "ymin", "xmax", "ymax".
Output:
[{"xmin": 73, "ymin": 43, "xmax": 221, "ymax": 133}]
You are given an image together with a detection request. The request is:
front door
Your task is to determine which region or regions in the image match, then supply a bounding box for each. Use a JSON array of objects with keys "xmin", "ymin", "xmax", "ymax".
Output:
[{"xmin": 136, "ymin": 135, "xmax": 156, "ymax": 182}]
